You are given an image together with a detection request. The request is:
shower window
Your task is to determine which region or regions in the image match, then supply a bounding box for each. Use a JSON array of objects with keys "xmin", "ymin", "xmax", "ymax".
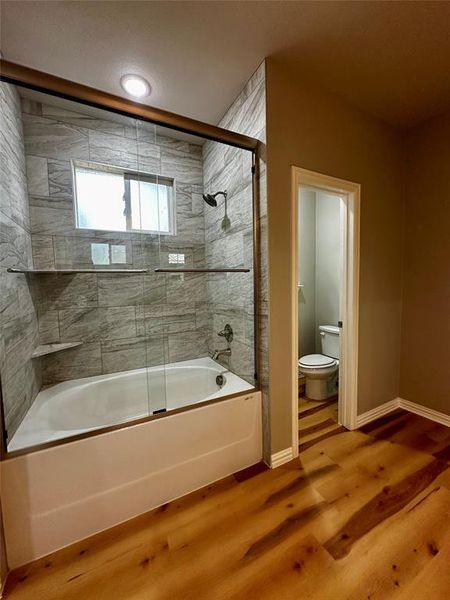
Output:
[{"xmin": 73, "ymin": 160, "xmax": 175, "ymax": 234}]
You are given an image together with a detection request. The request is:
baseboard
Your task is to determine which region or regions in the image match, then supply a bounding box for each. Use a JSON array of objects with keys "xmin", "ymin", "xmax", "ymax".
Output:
[
  {"xmin": 356, "ymin": 397, "xmax": 450, "ymax": 429},
  {"xmin": 270, "ymin": 447, "xmax": 294, "ymax": 469},
  {"xmin": 355, "ymin": 398, "xmax": 400, "ymax": 428},
  {"xmin": 398, "ymin": 398, "xmax": 450, "ymax": 428}
]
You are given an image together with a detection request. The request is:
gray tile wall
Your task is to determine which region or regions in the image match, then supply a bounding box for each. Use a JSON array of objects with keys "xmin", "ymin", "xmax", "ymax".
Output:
[
  {"xmin": 20, "ymin": 99, "xmax": 209, "ymax": 385},
  {"xmin": 203, "ymin": 62, "xmax": 269, "ymax": 454},
  {"xmin": 0, "ymin": 83, "xmax": 41, "ymax": 439},
  {"xmin": 1, "ymin": 76, "xmax": 265, "ymax": 433}
]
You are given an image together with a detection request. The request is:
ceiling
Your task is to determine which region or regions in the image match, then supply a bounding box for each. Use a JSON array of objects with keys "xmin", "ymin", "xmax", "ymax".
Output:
[{"xmin": 2, "ymin": 1, "xmax": 450, "ymax": 129}]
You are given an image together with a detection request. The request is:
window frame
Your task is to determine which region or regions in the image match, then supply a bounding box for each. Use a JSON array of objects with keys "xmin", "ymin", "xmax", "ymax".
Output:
[{"xmin": 72, "ymin": 159, "xmax": 177, "ymax": 235}]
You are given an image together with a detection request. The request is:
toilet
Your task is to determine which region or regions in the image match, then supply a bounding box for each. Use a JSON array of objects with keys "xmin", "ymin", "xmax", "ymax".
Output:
[{"xmin": 299, "ymin": 325, "xmax": 340, "ymax": 400}]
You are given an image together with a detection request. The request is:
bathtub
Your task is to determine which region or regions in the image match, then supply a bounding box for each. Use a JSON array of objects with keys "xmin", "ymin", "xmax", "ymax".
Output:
[{"xmin": 9, "ymin": 357, "xmax": 254, "ymax": 451}]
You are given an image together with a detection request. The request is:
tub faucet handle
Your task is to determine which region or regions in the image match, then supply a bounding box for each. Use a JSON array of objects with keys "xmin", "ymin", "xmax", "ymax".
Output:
[{"xmin": 218, "ymin": 324, "xmax": 233, "ymax": 343}]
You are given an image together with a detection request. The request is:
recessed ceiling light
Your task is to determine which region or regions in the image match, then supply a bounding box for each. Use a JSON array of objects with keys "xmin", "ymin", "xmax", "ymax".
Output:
[{"xmin": 120, "ymin": 74, "xmax": 151, "ymax": 99}]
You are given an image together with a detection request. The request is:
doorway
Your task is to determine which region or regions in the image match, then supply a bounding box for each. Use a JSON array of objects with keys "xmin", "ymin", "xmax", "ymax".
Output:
[{"xmin": 291, "ymin": 168, "xmax": 360, "ymax": 454}]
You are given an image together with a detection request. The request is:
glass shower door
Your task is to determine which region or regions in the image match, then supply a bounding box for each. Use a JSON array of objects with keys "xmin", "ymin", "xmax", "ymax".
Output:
[{"xmin": 135, "ymin": 121, "xmax": 168, "ymax": 416}]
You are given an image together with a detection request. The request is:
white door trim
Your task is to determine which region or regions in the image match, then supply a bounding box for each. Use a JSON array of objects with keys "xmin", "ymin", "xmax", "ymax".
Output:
[{"xmin": 291, "ymin": 167, "xmax": 361, "ymax": 454}]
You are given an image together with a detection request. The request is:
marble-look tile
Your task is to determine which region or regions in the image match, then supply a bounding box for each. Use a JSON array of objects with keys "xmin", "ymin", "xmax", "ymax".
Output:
[
  {"xmin": 25, "ymin": 155, "xmax": 49, "ymax": 196},
  {"xmin": 2, "ymin": 311, "xmax": 38, "ymax": 383},
  {"xmin": 165, "ymin": 273, "xmax": 206, "ymax": 305},
  {"xmin": 224, "ymin": 231, "xmax": 245, "ymax": 268},
  {"xmin": 32, "ymin": 273, "xmax": 98, "ymax": 310},
  {"xmin": 206, "ymin": 273, "xmax": 228, "ymax": 305},
  {"xmin": 218, "ymin": 95, "xmax": 244, "ymax": 131},
  {"xmin": 88, "ymin": 130, "xmax": 138, "ymax": 170},
  {"xmin": 31, "ymin": 235, "xmax": 55, "ymax": 269},
  {"xmin": 232, "ymin": 80, "xmax": 266, "ymax": 138},
  {"xmin": 131, "ymin": 239, "xmax": 160, "ymax": 269},
  {"xmin": 160, "ymin": 147, "xmax": 203, "ymax": 185},
  {"xmin": 101, "ymin": 337, "xmax": 147, "ymax": 373},
  {"xmin": 97, "ymin": 273, "xmax": 145, "ymax": 306},
  {"xmin": 205, "ymin": 237, "xmax": 227, "ymax": 267},
  {"xmin": 41, "ymin": 342, "xmax": 102, "ymax": 384},
  {"xmin": 167, "ymin": 330, "xmax": 208, "ymax": 364},
  {"xmin": 227, "ymin": 271, "xmax": 253, "ymax": 308},
  {"xmin": 0, "ymin": 129, "xmax": 30, "ymax": 231},
  {"xmin": 37, "ymin": 308, "xmax": 60, "ymax": 344},
  {"xmin": 137, "ymin": 122, "xmax": 156, "ymax": 144},
  {"xmin": 41, "ymin": 103, "xmax": 136, "ymax": 139},
  {"xmin": 143, "ymin": 273, "xmax": 167, "ymax": 304},
  {"xmin": 175, "ymin": 183, "xmax": 194, "ymax": 216},
  {"xmin": 202, "ymin": 64, "xmax": 267, "ymax": 389},
  {"xmin": 242, "ymin": 61, "xmax": 265, "ymax": 100},
  {"xmin": 22, "ymin": 113, "xmax": 89, "ymax": 161},
  {"xmin": 188, "ymin": 143, "xmax": 203, "ymax": 158},
  {"xmin": 59, "ymin": 306, "xmax": 136, "ymax": 341},
  {"xmin": 137, "ymin": 140, "xmax": 161, "ymax": 173},
  {"xmin": 228, "ymin": 339, "xmax": 255, "ymax": 384},
  {"xmin": 30, "ymin": 204, "xmax": 75, "ymax": 236},
  {"xmin": 0, "ymin": 210, "xmax": 33, "ymax": 269},
  {"xmin": 145, "ymin": 334, "xmax": 168, "ymax": 368},
  {"xmin": 155, "ymin": 133, "xmax": 190, "ymax": 153},
  {"xmin": 0, "ymin": 82, "xmax": 41, "ymax": 436},
  {"xmin": 3, "ymin": 360, "xmax": 41, "ymax": 440},
  {"xmin": 48, "ymin": 159, "xmax": 73, "ymax": 198},
  {"xmin": 211, "ymin": 308, "xmax": 249, "ymax": 346},
  {"xmin": 20, "ymin": 97, "xmax": 42, "ymax": 116},
  {"xmin": 54, "ymin": 236, "xmax": 133, "ymax": 269},
  {"xmin": 175, "ymin": 214, "xmax": 205, "ymax": 245},
  {"xmin": 136, "ymin": 304, "xmax": 197, "ymax": 336}
]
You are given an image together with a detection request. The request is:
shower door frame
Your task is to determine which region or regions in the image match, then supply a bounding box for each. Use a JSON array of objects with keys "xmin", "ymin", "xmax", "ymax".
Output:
[{"xmin": 0, "ymin": 59, "xmax": 262, "ymax": 459}]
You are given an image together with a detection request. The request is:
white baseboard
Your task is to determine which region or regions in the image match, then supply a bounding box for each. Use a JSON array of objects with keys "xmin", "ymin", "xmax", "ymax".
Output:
[
  {"xmin": 270, "ymin": 447, "xmax": 294, "ymax": 469},
  {"xmin": 355, "ymin": 398, "xmax": 400, "ymax": 428},
  {"xmin": 356, "ymin": 397, "xmax": 450, "ymax": 429},
  {"xmin": 398, "ymin": 398, "xmax": 450, "ymax": 428}
]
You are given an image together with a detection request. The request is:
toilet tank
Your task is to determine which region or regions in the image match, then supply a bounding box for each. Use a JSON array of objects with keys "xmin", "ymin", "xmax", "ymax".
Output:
[{"xmin": 319, "ymin": 325, "xmax": 340, "ymax": 359}]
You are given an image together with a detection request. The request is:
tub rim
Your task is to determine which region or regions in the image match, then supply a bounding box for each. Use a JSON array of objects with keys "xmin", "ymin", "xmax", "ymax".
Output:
[{"xmin": 3, "ymin": 358, "xmax": 258, "ymax": 459}]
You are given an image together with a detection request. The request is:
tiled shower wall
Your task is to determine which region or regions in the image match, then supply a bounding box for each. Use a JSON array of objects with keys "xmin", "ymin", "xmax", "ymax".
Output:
[
  {"xmin": 0, "ymin": 83, "xmax": 41, "ymax": 439},
  {"xmin": 203, "ymin": 63, "xmax": 269, "ymax": 409},
  {"xmin": 20, "ymin": 98, "xmax": 209, "ymax": 385}
]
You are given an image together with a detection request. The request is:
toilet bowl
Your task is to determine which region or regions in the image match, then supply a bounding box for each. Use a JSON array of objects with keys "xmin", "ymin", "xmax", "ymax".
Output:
[
  {"xmin": 298, "ymin": 354, "xmax": 339, "ymax": 400},
  {"xmin": 299, "ymin": 325, "xmax": 340, "ymax": 400}
]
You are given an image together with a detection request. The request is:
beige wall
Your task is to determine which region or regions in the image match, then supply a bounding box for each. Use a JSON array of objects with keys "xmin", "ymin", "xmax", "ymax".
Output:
[
  {"xmin": 266, "ymin": 57, "xmax": 404, "ymax": 453},
  {"xmin": 400, "ymin": 110, "xmax": 450, "ymax": 414}
]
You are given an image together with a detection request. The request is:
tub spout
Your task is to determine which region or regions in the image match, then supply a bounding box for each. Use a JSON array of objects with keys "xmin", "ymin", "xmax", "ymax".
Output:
[{"xmin": 211, "ymin": 348, "xmax": 231, "ymax": 361}]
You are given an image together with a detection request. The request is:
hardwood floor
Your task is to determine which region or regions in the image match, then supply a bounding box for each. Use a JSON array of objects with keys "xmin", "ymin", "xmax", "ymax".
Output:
[{"xmin": 5, "ymin": 399, "xmax": 450, "ymax": 599}]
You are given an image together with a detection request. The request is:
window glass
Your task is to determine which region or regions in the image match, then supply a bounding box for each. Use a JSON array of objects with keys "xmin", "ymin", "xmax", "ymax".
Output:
[
  {"xmin": 74, "ymin": 161, "xmax": 174, "ymax": 234},
  {"xmin": 76, "ymin": 168, "xmax": 126, "ymax": 231}
]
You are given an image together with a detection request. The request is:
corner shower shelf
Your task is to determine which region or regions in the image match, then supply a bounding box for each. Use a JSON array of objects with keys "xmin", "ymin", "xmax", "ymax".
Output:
[
  {"xmin": 31, "ymin": 342, "xmax": 83, "ymax": 359},
  {"xmin": 7, "ymin": 268, "xmax": 149, "ymax": 274}
]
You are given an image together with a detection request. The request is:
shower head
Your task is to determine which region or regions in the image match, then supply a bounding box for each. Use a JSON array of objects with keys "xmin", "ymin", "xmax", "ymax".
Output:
[
  {"xmin": 202, "ymin": 193, "xmax": 218, "ymax": 207},
  {"xmin": 202, "ymin": 190, "xmax": 227, "ymax": 207}
]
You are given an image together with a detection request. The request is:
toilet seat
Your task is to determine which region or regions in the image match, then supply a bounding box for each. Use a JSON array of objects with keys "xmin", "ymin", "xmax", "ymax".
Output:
[{"xmin": 299, "ymin": 353, "xmax": 336, "ymax": 368}]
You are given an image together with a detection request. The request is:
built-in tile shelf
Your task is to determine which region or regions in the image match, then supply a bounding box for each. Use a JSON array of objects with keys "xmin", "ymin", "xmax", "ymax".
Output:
[
  {"xmin": 31, "ymin": 342, "xmax": 83, "ymax": 359},
  {"xmin": 7, "ymin": 268, "xmax": 149, "ymax": 274}
]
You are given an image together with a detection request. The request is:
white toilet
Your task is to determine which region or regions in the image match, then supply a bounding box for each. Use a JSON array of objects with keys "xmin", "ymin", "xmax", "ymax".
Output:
[{"xmin": 299, "ymin": 325, "xmax": 340, "ymax": 400}]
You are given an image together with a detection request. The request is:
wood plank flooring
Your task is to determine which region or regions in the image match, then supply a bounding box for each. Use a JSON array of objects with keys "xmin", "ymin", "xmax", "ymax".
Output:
[{"xmin": 5, "ymin": 398, "xmax": 450, "ymax": 599}]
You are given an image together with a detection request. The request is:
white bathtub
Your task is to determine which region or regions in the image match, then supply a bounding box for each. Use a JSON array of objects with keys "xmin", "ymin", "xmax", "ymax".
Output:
[{"xmin": 9, "ymin": 357, "xmax": 254, "ymax": 451}]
